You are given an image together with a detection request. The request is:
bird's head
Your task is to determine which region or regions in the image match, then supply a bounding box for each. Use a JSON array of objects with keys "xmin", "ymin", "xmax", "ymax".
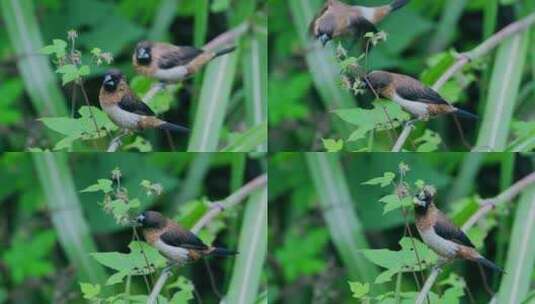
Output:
[
  {"xmin": 135, "ymin": 41, "xmax": 153, "ymax": 66},
  {"xmin": 413, "ymin": 185, "xmax": 436, "ymax": 209},
  {"xmin": 319, "ymin": 34, "xmax": 331, "ymax": 46},
  {"xmin": 102, "ymin": 69, "xmax": 124, "ymax": 92},
  {"xmin": 365, "ymin": 71, "xmax": 392, "ymax": 92},
  {"xmin": 135, "ymin": 210, "xmax": 166, "ymax": 229}
]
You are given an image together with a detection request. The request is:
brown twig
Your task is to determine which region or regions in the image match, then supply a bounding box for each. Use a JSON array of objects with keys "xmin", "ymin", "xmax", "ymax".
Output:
[
  {"xmin": 392, "ymin": 12, "xmax": 535, "ymax": 152},
  {"xmin": 415, "ymin": 171, "xmax": 535, "ymax": 304}
]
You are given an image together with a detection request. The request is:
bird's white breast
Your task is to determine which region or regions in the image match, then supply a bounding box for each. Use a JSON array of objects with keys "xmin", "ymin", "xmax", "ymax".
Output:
[
  {"xmin": 154, "ymin": 239, "xmax": 190, "ymax": 264},
  {"xmin": 102, "ymin": 104, "xmax": 141, "ymax": 130},
  {"xmin": 360, "ymin": 7, "xmax": 375, "ymax": 21},
  {"xmin": 154, "ymin": 66, "xmax": 188, "ymax": 82},
  {"xmin": 419, "ymin": 229, "xmax": 458, "ymax": 258},
  {"xmin": 393, "ymin": 93, "xmax": 429, "ymax": 119}
]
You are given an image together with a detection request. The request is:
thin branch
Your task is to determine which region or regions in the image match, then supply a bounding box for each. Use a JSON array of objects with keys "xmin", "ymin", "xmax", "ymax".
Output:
[
  {"xmin": 392, "ymin": 12, "xmax": 535, "ymax": 152},
  {"xmin": 202, "ymin": 22, "xmax": 249, "ymax": 52},
  {"xmin": 415, "ymin": 172, "xmax": 535, "ymax": 303},
  {"xmin": 147, "ymin": 268, "xmax": 172, "ymax": 304},
  {"xmin": 146, "ymin": 174, "xmax": 267, "ymax": 301},
  {"xmin": 191, "ymin": 174, "xmax": 267, "ymax": 234}
]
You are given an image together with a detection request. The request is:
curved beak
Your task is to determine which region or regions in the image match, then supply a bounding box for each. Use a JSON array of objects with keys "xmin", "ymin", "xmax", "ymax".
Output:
[
  {"xmin": 103, "ymin": 74, "xmax": 114, "ymax": 85},
  {"xmin": 135, "ymin": 214, "xmax": 145, "ymax": 225}
]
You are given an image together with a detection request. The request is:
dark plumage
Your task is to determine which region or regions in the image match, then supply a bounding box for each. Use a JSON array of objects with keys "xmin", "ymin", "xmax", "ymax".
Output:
[
  {"xmin": 133, "ymin": 40, "xmax": 236, "ymax": 83},
  {"xmin": 136, "ymin": 211, "xmax": 237, "ymax": 265},
  {"xmin": 413, "ymin": 188, "xmax": 503, "ymax": 273},
  {"xmin": 365, "ymin": 70, "xmax": 478, "ymax": 120},
  {"xmin": 99, "ymin": 69, "xmax": 189, "ymax": 133},
  {"xmin": 310, "ymin": 0, "xmax": 410, "ymax": 46}
]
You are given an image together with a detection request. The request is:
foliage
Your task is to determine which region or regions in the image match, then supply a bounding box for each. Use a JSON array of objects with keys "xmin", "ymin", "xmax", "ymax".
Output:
[
  {"xmin": 269, "ymin": 153, "xmax": 535, "ymax": 303},
  {"xmin": 269, "ymin": 0, "xmax": 535, "ymax": 152}
]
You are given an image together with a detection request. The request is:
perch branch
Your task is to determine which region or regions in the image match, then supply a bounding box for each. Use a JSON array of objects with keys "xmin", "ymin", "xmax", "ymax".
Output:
[
  {"xmin": 415, "ymin": 172, "xmax": 535, "ymax": 304},
  {"xmin": 191, "ymin": 174, "xmax": 267, "ymax": 233},
  {"xmin": 392, "ymin": 12, "xmax": 535, "ymax": 152},
  {"xmin": 146, "ymin": 174, "xmax": 267, "ymax": 302}
]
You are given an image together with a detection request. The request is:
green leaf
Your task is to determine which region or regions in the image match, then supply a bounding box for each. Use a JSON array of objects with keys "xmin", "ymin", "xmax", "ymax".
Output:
[
  {"xmin": 322, "ymin": 138, "xmax": 344, "ymax": 152},
  {"xmin": 414, "ymin": 130, "xmax": 442, "ymax": 152},
  {"xmin": 333, "ymin": 102, "xmax": 410, "ymax": 142},
  {"xmin": 348, "ymin": 281, "xmax": 369, "ymax": 299},
  {"xmin": 124, "ymin": 136, "xmax": 153, "ymax": 152},
  {"xmin": 379, "ymin": 194, "xmax": 413, "ymax": 214},
  {"xmin": 79, "ymin": 283, "xmax": 101, "ymax": 300},
  {"xmin": 56, "ymin": 64, "xmax": 80, "ymax": 85},
  {"xmin": 40, "ymin": 39, "xmax": 67, "ymax": 59},
  {"xmin": 210, "ymin": 0, "xmax": 229, "ymax": 12},
  {"xmin": 80, "ymin": 178, "xmax": 113, "ymax": 193},
  {"xmin": 362, "ymin": 172, "xmax": 396, "ymax": 187},
  {"xmin": 360, "ymin": 237, "xmax": 438, "ymax": 283},
  {"xmin": 91, "ymin": 241, "xmax": 167, "ymax": 285},
  {"xmin": 168, "ymin": 276, "xmax": 194, "ymax": 304}
]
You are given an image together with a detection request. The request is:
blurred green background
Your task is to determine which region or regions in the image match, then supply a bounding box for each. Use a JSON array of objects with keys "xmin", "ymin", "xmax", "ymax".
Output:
[
  {"xmin": 268, "ymin": 0, "xmax": 535, "ymax": 152},
  {"xmin": 0, "ymin": 152, "xmax": 267, "ymax": 303},
  {"xmin": 0, "ymin": 0, "xmax": 267, "ymax": 152},
  {"xmin": 268, "ymin": 152, "xmax": 535, "ymax": 303}
]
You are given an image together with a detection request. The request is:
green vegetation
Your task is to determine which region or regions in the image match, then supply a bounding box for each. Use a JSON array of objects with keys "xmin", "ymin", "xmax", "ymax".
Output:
[
  {"xmin": 269, "ymin": 153, "xmax": 535, "ymax": 303},
  {"xmin": 269, "ymin": 0, "xmax": 535, "ymax": 152},
  {"xmin": 0, "ymin": 153, "xmax": 267, "ymax": 303},
  {"xmin": 0, "ymin": 0, "xmax": 267, "ymax": 152}
]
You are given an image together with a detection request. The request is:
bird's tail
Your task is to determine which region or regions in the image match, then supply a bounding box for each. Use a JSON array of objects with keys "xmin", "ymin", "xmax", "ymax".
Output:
[
  {"xmin": 214, "ymin": 46, "xmax": 236, "ymax": 58},
  {"xmin": 475, "ymin": 256, "xmax": 504, "ymax": 273},
  {"xmin": 158, "ymin": 122, "xmax": 190, "ymax": 133},
  {"xmin": 209, "ymin": 247, "xmax": 238, "ymax": 257},
  {"xmin": 454, "ymin": 108, "xmax": 478, "ymax": 120},
  {"xmin": 390, "ymin": 0, "xmax": 410, "ymax": 11}
]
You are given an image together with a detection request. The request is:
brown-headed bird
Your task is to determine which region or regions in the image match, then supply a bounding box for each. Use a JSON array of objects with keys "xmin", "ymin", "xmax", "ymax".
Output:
[
  {"xmin": 99, "ymin": 69, "xmax": 189, "ymax": 133},
  {"xmin": 136, "ymin": 211, "xmax": 237, "ymax": 266},
  {"xmin": 310, "ymin": 0, "xmax": 410, "ymax": 46},
  {"xmin": 413, "ymin": 187, "xmax": 502, "ymax": 272},
  {"xmin": 133, "ymin": 40, "xmax": 236, "ymax": 83},
  {"xmin": 365, "ymin": 70, "xmax": 478, "ymax": 121}
]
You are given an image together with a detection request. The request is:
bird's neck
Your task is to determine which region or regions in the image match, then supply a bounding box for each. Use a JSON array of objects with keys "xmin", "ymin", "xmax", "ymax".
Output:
[{"xmin": 414, "ymin": 202, "xmax": 433, "ymax": 217}]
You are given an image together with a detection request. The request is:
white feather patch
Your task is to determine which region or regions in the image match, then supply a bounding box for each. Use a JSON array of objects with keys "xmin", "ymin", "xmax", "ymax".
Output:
[
  {"xmin": 360, "ymin": 7, "xmax": 375, "ymax": 21},
  {"xmin": 420, "ymin": 229, "xmax": 458, "ymax": 258},
  {"xmin": 392, "ymin": 93, "xmax": 429, "ymax": 119},
  {"xmin": 154, "ymin": 66, "xmax": 188, "ymax": 82},
  {"xmin": 102, "ymin": 104, "xmax": 141, "ymax": 130},
  {"xmin": 154, "ymin": 239, "xmax": 190, "ymax": 263}
]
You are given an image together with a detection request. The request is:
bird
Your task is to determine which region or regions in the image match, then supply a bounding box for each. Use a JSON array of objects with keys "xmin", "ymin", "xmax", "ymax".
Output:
[
  {"xmin": 99, "ymin": 69, "xmax": 189, "ymax": 134},
  {"xmin": 135, "ymin": 210, "xmax": 237, "ymax": 266},
  {"xmin": 310, "ymin": 0, "xmax": 410, "ymax": 46},
  {"xmin": 132, "ymin": 40, "xmax": 236, "ymax": 83},
  {"xmin": 364, "ymin": 70, "xmax": 478, "ymax": 121},
  {"xmin": 413, "ymin": 187, "xmax": 502, "ymax": 273}
]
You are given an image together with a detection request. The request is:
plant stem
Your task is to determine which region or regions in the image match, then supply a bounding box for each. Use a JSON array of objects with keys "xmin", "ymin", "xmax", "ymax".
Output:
[
  {"xmin": 147, "ymin": 268, "xmax": 172, "ymax": 304},
  {"xmin": 392, "ymin": 12, "xmax": 535, "ymax": 152},
  {"xmin": 191, "ymin": 174, "xmax": 267, "ymax": 234},
  {"xmin": 415, "ymin": 172, "xmax": 535, "ymax": 303}
]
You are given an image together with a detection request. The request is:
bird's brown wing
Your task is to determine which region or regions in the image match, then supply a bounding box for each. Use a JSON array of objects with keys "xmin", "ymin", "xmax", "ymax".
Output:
[
  {"xmin": 395, "ymin": 78, "xmax": 449, "ymax": 105},
  {"xmin": 158, "ymin": 46, "xmax": 204, "ymax": 69},
  {"xmin": 160, "ymin": 228, "xmax": 208, "ymax": 250},
  {"xmin": 434, "ymin": 213, "xmax": 475, "ymax": 248},
  {"xmin": 118, "ymin": 93, "xmax": 155, "ymax": 116}
]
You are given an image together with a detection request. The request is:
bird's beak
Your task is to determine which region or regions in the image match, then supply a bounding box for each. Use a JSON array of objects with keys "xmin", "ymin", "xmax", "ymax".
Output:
[
  {"xmin": 319, "ymin": 34, "xmax": 330, "ymax": 46},
  {"xmin": 135, "ymin": 214, "xmax": 145, "ymax": 225},
  {"xmin": 103, "ymin": 75, "xmax": 114, "ymax": 85},
  {"xmin": 413, "ymin": 197, "xmax": 426, "ymax": 207},
  {"xmin": 137, "ymin": 48, "xmax": 150, "ymax": 60}
]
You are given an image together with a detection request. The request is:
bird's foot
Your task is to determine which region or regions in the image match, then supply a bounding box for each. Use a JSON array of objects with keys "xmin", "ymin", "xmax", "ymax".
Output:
[
  {"xmin": 163, "ymin": 262, "xmax": 178, "ymax": 273},
  {"xmin": 404, "ymin": 119, "xmax": 418, "ymax": 128}
]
